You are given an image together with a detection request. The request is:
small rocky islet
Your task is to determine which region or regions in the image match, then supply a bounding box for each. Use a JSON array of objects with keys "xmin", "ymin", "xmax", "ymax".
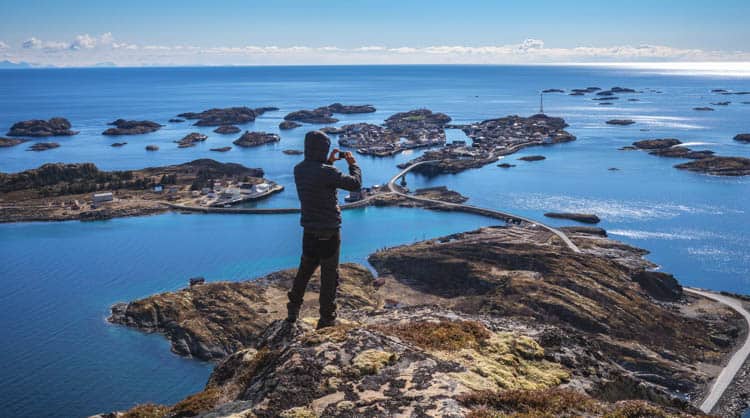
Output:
[
  {"xmin": 631, "ymin": 138, "xmax": 750, "ymax": 175},
  {"xmin": 177, "ymin": 106, "xmax": 278, "ymax": 126},
  {"xmin": 544, "ymin": 212, "xmax": 601, "ymax": 224},
  {"xmin": 175, "ymin": 132, "xmax": 208, "ymax": 148},
  {"xmin": 102, "ymin": 225, "xmax": 742, "ymax": 417},
  {"xmin": 0, "ymin": 137, "xmax": 28, "ymax": 147},
  {"xmin": 232, "ymin": 131, "xmax": 280, "ymax": 148},
  {"xmin": 284, "ymin": 103, "xmax": 376, "ymax": 124},
  {"xmin": 6, "ymin": 117, "xmax": 79, "ymax": 137},
  {"xmin": 103, "ymin": 119, "xmax": 162, "ymax": 135},
  {"xmin": 213, "ymin": 125, "xmax": 241, "ymax": 134},
  {"xmin": 27, "ymin": 142, "xmax": 60, "ymax": 152}
]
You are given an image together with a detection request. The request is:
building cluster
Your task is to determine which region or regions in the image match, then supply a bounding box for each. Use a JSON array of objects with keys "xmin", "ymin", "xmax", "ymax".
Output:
[{"xmin": 336, "ymin": 121, "xmax": 447, "ymax": 157}]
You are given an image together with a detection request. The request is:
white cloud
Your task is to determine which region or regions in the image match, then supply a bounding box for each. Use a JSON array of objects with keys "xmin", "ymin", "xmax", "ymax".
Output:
[
  {"xmin": 6, "ymin": 34, "xmax": 750, "ymax": 68},
  {"xmin": 0, "ymin": 41, "xmax": 8, "ymax": 50}
]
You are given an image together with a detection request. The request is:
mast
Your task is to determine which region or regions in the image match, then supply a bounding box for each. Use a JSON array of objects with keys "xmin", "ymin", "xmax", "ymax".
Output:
[{"xmin": 539, "ymin": 92, "xmax": 544, "ymax": 114}]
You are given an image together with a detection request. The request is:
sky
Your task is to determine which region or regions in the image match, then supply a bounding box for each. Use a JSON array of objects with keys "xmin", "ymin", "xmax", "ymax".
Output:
[{"xmin": 0, "ymin": 0, "xmax": 749, "ymax": 67}]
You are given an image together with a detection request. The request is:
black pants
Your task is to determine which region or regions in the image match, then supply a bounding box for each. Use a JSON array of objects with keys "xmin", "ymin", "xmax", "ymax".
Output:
[{"xmin": 287, "ymin": 229, "xmax": 341, "ymax": 321}]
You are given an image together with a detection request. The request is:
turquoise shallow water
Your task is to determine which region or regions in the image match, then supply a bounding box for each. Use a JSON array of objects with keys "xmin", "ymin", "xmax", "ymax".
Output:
[{"xmin": 0, "ymin": 65, "xmax": 749, "ymax": 416}]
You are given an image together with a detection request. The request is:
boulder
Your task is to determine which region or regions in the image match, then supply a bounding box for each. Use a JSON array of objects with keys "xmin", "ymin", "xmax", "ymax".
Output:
[{"xmin": 7, "ymin": 117, "xmax": 78, "ymax": 137}]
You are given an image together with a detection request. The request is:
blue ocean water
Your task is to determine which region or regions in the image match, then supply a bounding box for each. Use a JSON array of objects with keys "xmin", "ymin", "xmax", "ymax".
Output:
[{"xmin": 0, "ymin": 65, "xmax": 749, "ymax": 417}]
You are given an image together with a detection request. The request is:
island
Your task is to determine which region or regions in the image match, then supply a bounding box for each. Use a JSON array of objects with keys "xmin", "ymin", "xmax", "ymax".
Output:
[
  {"xmin": 145, "ymin": 145, "xmax": 159, "ymax": 151},
  {"xmin": 519, "ymin": 155, "xmax": 546, "ymax": 161},
  {"xmin": 632, "ymin": 138, "xmax": 750, "ymax": 175},
  {"xmin": 101, "ymin": 224, "xmax": 743, "ymax": 417},
  {"xmin": 110, "ymin": 142, "xmax": 127, "ymax": 147},
  {"xmin": 544, "ymin": 212, "xmax": 601, "ymax": 224},
  {"xmin": 400, "ymin": 114, "xmax": 574, "ymax": 175},
  {"xmin": 0, "ymin": 159, "xmax": 280, "ymax": 222},
  {"xmin": 177, "ymin": 106, "xmax": 278, "ymax": 126},
  {"xmin": 606, "ymin": 119, "xmax": 635, "ymax": 126},
  {"xmin": 694, "ymin": 107, "xmax": 715, "ymax": 111},
  {"xmin": 6, "ymin": 117, "xmax": 78, "ymax": 137},
  {"xmin": 675, "ymin": 156, "xmax": 750, "ymax": 176},
  {"xmin": 213, "ymin": 125, "xmax": 241, "ymax": 134},
  {"xmin": 102, "ymin": 119, "xmax": 162, "ymax": 135},
  {"xmin": 0, "ymin": 137, "xmax": 27, "ymax": 147},
  {"xmin": 210, "ymin": 146, "xmax": 231, "ymax": 152},
  {"xmin": 175, "ymin": 132, "xmax": 208, "ymax": 148},
  {"xmin": 232, "ymin": 131, "xmax": 280, "ymax": 147},
  {"xmin": 284, "ymin": 103, "xmax": 377, "ymax": 125},
  {"xmin": 177, "ymin": 106, "xmax": 277, "ymax": 126},
  {"xmin": 28, "ymin": 142, "xmax": 60, "ymax": 151},
  {"xmin": 734, "ymin": 133, "xmax": 750, "ymax": 143},
  {"xmin": 279, "ymin": 120, "xmax": 302, "ymax": 130}
]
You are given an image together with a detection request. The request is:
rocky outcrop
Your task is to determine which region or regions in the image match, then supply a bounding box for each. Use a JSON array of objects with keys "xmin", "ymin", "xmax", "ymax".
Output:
[
  {"xmin": 282, "ymin": 149, "xmax": 303, "ymax": 155},
  {"xmin": 384, "ymin": 108, "xmax": 451, "ymax": 134},
  {"xmin": 734, "ymin": 133, "xmax": 750, "ymax": 143},
  {"xmin": 279, "ymin": 120, "xmax": 302, "ymax": 130},
  {"xmin": 110, "ymin": 142, "xmax": 127, "ymax": 147},
  {"xmin": 213, "ymin": 125, "xmax": 241, "ymax": 134},
  {"xmin": 7, "ymin": 117, "xmax": 78, "ymax": 137},
  {"xmin": 284, "ymin": 108, "xmax": 339, "ymax": 124},
  {"xmin": 711, "ymin": 101, "xmax": 731, "ymax": 106},
  {"xmin": 693, "ymin": 107, "xmax": 714, "ymax": 111},
  {"xmin": 326, "ymin": 103, "xmax": 376, "ymax": 114},
  {"xmin": 631, "ymin": 271, "xmax": 682, "ymax": 301},
  {"xmin": 178, "ymin": 107, "xmax": 274, "ymax": 126},
  {"xmin": 544, "ymin": 212, "xmax": 601, "ymax": 224},
  {"xmin": 145, "ymin": 145, "xmax": 159, "ymax": 151},
  {"xmin": 649, "ymin": 146, "xmax": 714, "ymax": 159},
  {"xmin": 168, "ymin": 118, "xmax": 185, "ymax": 123},
  {"xmin": 108, "ymin": 264, "xmax": 379, "ymax": 360},
  {"xmin": 102, "ymin": 119, "xmax": 162, "ymax": 135},
  {"xmin": 210, "ymin": 146, "xmax": 231, "ymax": 152},
  {"xmin": 606, "ymin": 119, "xmax": 635, "ymax": 126},
  {"xmin": 27, "ymin": 142, "xmax": 60, "ymax": 151},
  {"xmin": 519, "ymin": 155, "xmax": 546, "ymax": 161},
  {"xmin": 106, "ymin": 225, "xmax": 740, "ymax": 418},
  {"xmin": 632, "ymin": 138, "xmax": 682, "ymax": 150},
  {"xmin": 0, "ymin": 137, "xmax": 27, "ymax": 147},
  {"xmin": 233, "ymin": 131, "xmax": 280, "ymax": 148},
  {"xmin": 175, "ymin": 132, "xmax": 208, "ymax": 148},
  {"xmin": 543, "ymin": 89, "xmax": 565, "ymax": 93},
  {"xmin": 675, "ymin": 156, "xmax": 750, "ymax": 176}
]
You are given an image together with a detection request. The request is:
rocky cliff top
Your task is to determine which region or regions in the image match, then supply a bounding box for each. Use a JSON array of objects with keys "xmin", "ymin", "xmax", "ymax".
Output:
[{"xmin": 104, "ymin": 225, "xmax": 740, "ymax": 417}]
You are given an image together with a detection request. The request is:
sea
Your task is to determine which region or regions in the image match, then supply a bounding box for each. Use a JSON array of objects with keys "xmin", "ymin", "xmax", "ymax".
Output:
[{"xmin": 0, "ymin": 65, "xmax": 748, "ymax": 417}]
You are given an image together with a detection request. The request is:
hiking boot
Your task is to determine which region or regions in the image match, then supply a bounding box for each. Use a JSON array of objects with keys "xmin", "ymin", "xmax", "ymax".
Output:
[{"xmin": 316, "ymin": 317, "xmax": 337, "ymax": 330}]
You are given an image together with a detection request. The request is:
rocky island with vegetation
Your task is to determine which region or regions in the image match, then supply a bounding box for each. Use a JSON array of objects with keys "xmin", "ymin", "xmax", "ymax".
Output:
[
  {"xmin": 0, "ymin": 159, "xmax": 278, "ymax": 222},
  {"xmin": 102, "ymin": 224, "xmax": 746, "ymax": 417},
  {"xmin": 178, "ymin": 106, "xmax": 278, "ymax": 126},
  {"xmin": 631, "ymin": 138, "xmax": 750, "ymax": 176},
  {"xmin": 6, "ymin": 117, "xmax": 79, "ymax": 137}
]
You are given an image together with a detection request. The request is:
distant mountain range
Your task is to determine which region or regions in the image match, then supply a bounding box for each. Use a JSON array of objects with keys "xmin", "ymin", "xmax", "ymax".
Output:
[{"xmin": 0, "ymin": 60, "xmax": 33, "ymax": 69}]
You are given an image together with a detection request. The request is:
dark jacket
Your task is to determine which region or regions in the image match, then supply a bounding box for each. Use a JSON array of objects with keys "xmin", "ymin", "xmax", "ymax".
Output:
[{"xmin": 294, "ymin": 133, "xmax": 362, "ymax": 230}]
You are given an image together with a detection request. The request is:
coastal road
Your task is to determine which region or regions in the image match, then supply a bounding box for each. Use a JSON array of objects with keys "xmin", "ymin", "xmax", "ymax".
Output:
[
  {"xmin": 684, "ymin": 288, "xmax": 750, "ymax": 413},
  {"xmin": 387, "ymin": 160, "xmax": 581, "ymax": 253}
]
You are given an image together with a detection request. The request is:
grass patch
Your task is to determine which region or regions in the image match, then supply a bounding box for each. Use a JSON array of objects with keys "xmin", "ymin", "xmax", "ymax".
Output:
[
  {"xmin": 170, "ymin": 388, "xmax": 222, "ymax": 417},
  {"xmin": 376, "ymin": 320, "xmax": 491, "ymax": 351},
  {"xmin": 121, "ymin": 403, "xmax": 170, "ymax": 418},
  {"xmin": 459, "ymin": 388, "xmax": 603, "ymax": 417}
]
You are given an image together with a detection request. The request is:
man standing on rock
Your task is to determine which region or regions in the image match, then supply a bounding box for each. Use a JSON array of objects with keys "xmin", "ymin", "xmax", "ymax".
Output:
[{"xmin": 287, "ymin": 130, "xmax": 362, "ymax": 329}]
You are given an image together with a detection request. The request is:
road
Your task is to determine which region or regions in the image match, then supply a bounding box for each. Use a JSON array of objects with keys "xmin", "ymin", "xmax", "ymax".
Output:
[
  {"xmin": 387, "ymin": 160, "xmax": 581, "ymax": 253},
  {"xmin": 684, "ymin": 287, "xmax": 750, "ymax": 413}
]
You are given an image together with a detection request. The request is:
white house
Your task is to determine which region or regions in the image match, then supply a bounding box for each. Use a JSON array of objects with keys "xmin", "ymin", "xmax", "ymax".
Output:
[{"xmin": 93, "ymin": 192, "xmax": 113, "ymax": 203}]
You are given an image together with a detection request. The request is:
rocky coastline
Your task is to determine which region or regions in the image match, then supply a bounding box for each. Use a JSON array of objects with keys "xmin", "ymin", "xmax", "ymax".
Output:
[{"xmin": 102, "ymin": 225, "xmax": 744, "ymax": 417}]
